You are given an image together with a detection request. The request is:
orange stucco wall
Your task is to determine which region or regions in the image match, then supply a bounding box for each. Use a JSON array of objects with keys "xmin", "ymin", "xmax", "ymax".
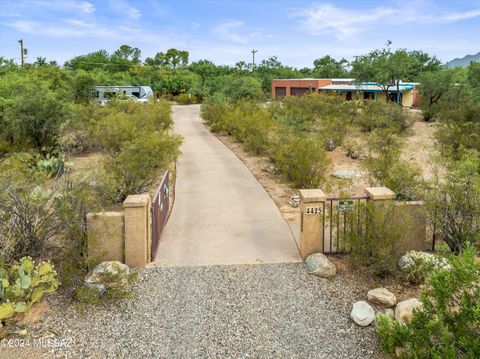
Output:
[{"xmin": 272, "ymin": 79, "xmax": 333, "ymax": 97}]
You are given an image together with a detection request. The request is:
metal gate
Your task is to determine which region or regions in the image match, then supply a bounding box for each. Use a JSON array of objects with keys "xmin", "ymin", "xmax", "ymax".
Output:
[
  {"xmin": 151, "ymin": 171, "xmax": 170, "ymax": 260},
  {"xmin": 323, "ymin": 196, "xmax": 368, "ymax": 253}
]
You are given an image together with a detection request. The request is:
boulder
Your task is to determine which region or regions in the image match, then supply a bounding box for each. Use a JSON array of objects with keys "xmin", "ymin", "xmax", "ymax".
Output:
[
  {"xmin": 289, "ymin": 193, "xmax": 301, "ymax": 208},
  {"xmin": 84, "ymin": 261, "xmax": 130, "ymax": 295},
  {"xmin": 399, "ymin": 251, "xmax": 451, "ymax": 283},
  {"xmin": 395, "ymin": 298, "xmax": 423, "ymax": 324},
  {"xmin": 351, "ymin": 301, "xmax": 375, "ymax": 326},
  {"xmin": 331, "ymin": 169, "xmax": 362, "ymax": 180},
  {"xmin": 367, "ymin": 288, "xmax": 397, "ymax": 307},
  {"xmin": 305, "ymin": 253, "xmax": 336, "ymax": 278}
]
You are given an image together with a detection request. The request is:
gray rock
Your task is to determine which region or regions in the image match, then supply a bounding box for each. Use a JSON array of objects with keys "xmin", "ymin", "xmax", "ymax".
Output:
[
  {"xmin": 85, "ymin": 261, "xmax": 130, "ymax": 294},
  {"xmin": 395, "ymin": 298, "xmax": 423, "ymax": 324},
  {"xmin": 367, "ymin": 288, "xmax": 397, "ymax": 307},
  {"xmin": 288, "ymin": 193, "xmax": 301, "ymax": 208},
  {"xmin": 305, "ymin": 253, "xmax": 336, "ymax": 278},
  {"xmin": 331, "ymin": 169, "xmax": 362, "ymax": 180},
  {"xmin": 351, "ymin": 301, "xmax": 375, "ymax": 326}
]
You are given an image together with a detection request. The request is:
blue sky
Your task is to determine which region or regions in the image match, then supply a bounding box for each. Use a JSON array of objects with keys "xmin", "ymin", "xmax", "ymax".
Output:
[{"xmin": 0, "ymin": 0, "xmax": 479, "ymax": 67}]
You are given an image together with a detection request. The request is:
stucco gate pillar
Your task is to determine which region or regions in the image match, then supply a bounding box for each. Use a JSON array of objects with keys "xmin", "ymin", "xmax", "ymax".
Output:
[
  {"xmin": 123, "ymin": 194, "xmax": 151, "ymax": 268},
  {"xmin": 299, "ymin": 189, "xmax": 326, "ymax": 259}
]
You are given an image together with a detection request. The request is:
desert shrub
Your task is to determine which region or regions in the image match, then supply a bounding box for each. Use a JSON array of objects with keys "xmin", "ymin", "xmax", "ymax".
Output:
[
  {"xmin": 60, "ymin": 103, "xmax": 100, "ymax": 154},
  {"xmin": 92, "ymin": 100, "xmax": 181, "ymax": 203},
  {"xmin": 434, "ymin": 101, "xmax": 480, "ymax": 160},
  {"xmin": 201, "ymin": 102, "xmax": 231, "ymax": 132},
  {"xmin": 270, "ymin": 128, "xmax": 331, "ymax": 188},
  {"xmin": 424, "ymin": 155, "xmax": 480, "ymax": 253},
  {"xmin": 225, "ymin": 102, "xmax": 274, "ymax": 155},
  {"xmin": 0, "ymin": 72, "xmax": 69, "ymax": 152},
  {"xmin": 376, "ymin": 245, "xmax": 480, "ymax": 358},
  {"xmin": 343, "ymin": 137, "xmax": 365, "ymax": 159},
  {"xmin": 355, "ymin": 101, "xmax": 409, "ymax": 133},
  {"xmin": 0, "ymin": 257, "xmax": 59, "ymax": 320},
  {"xmin": 364, "ymin": 130, "xmax": 422, "ymax": 200},
  {"xmin": 0, "ymin": 181, "xmax": 64, "ymax": 264},
  {"xmin": 344, "ymin": 201, "xmax": 407, "ymax": 277},
  {"xmin": 175, "ymin": 93, "xmax": 198, "ymax": 105}
]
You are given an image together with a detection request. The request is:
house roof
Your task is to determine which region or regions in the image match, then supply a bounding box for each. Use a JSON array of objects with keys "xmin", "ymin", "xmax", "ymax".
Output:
[{"xmin": 319, "ymin": 83, "xmax": 414, "ymax": 93}]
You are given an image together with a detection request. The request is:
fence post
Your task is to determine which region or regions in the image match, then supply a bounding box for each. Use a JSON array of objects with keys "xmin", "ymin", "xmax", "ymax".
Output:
[
  {"xmin": 123, "ymin": 194, "xmax": 151, "ymax": 268},
  {"xmin": 299, "ymin": 189, "xmax": 326, "ymax": 259},
  {"xmin": 365, "ymin": 187, "xmax": 396, "ymax": 204}
]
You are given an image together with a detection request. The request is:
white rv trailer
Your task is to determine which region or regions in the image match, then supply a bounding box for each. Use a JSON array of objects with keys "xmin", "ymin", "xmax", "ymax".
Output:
[{"xmin": 92, "ymin": 85, "xmax": 154, "ymax": 102}]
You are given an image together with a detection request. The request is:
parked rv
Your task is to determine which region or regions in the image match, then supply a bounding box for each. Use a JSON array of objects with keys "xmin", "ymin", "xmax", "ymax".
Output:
[{"xmin": 92, "ymin": 85, "xmax": 153, "ymax": 104}]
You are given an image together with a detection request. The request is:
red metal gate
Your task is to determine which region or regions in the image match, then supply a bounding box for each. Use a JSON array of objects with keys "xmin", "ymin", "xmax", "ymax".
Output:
[{"xmin": 151, "ymin": 171, "xmax": 170, "ymax": 260}]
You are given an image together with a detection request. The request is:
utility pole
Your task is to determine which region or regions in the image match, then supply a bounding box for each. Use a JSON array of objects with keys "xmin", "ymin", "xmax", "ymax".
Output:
[
  {"xmin": 251, "ymin": 49, "xmax": 257, "ymax": 70},
  {"xmin": 18, "ymin": 39, "xmax": 24, "ymax": 68}
]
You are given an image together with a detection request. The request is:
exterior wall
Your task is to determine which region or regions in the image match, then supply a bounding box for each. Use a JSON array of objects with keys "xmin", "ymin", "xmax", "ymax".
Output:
[
  {"xmin": 402, "ymin": 90, "xmax": 414, "ymax": 107},
  {"xmin": 272, "ymin": 79, "xmax": 332, "ymax": 97},
  {"xmin": 87, "ymin": 212, "xmax": 125, "ymax": 263},
  {"xmin": 393, "ymin": 201, "xmax": 428, "ymax": 252}
]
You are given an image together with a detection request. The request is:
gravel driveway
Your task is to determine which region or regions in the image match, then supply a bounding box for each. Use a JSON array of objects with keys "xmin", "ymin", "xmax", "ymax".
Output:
[{"xmin": 27, "ymin": 263, "xmax": 381, "ymax": 358}]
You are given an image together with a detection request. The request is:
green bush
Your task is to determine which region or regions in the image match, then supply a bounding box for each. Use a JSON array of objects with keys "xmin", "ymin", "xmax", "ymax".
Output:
[
  {"xmin": 0, "ymin": 257, "xmax": 59, "ymax": 320},
  {"xmin": 175, "ymin": 93, "xmax": 198, "ymax": 104},
  {"xmin": 344, "ymin": 201, "xmax": 407, "ymax": 277},
  {"xmin": 376, "ymin": 245, "xmax": 480, "ymax": 358},
  {"xmin": 424, "ymin": 155, "xmax": 480, "ymax": 253},
  {"xmin": 270, "ymin": 128, "xmax": 331, "ymax": 188},
  {"xmin": 355, "ymin": 101, "xmax": 409, "ymax": 133},
  {"xmin": 364, "ymin": 130, "xmax": 422, "ymax": 200},
  {"xmin": 92, "ymin": 100, "xmax": 181, "ymax": 203}
]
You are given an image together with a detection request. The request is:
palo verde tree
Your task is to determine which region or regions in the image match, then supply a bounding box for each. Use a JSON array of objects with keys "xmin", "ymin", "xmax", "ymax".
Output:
[
  {"xmin": 312, "ymin": 55, "xmax": 349, "ymax": 78},
  {"xmin": 351, "ymin": 42, "xmax": 441, "ymax": 102}
]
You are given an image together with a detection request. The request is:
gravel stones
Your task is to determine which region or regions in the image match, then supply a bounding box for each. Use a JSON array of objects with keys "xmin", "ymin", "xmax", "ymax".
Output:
[
  {"xmin": 367, "ymin": 288, "xmax": 397, "ymax": 307},
  {"xmin": 350, "ymin": 301, "xmax": 375, "ymax": 326},
  {"xmin": 34, "ymin": 263, "xmax": 382, "ymax": 358},
  {"xmin": 305, "ymin": 253, "xmax": 337, "ymax": 278}
]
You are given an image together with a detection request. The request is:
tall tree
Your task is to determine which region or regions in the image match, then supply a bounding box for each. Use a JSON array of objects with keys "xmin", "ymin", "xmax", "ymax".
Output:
[
  {"xmin": 312, "ymin": 55, "xmax": 349, "ymax": 78},
  {"xmin": 145, "ymin": 49, "xmax": 189, "ymax": 68},
  {"xmin": 113, "ymin": 45, "xmax": 141, "ymax": 64},
  {"xmin": 351, "ymin": 43, "xmax": 440, "ymax": 103}
]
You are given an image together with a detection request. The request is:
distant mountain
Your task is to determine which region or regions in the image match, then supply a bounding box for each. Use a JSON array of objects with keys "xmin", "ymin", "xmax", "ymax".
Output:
[{"xmin": 446, "ymin": 52, "xmax": 480, "ymax": 68}]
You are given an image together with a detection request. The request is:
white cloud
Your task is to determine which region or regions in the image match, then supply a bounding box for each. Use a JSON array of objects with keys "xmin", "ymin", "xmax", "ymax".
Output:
[
  {"xmin": 294, "ymin": 4, "xmax": 397, "ymax": 39},
  {"xmin": 5, "ymin": 19, "xmax": 120, "ymax": 39},
  {"xmin": 28, "ymin": 0, "xmax": 95, "ymax": 14},
  {"xmin": 214, "ymin": 20, "xmax": 248, "ymax": 43},
  {"xmin": 294, "ymin": 3, "xmax": 480, "ymax": 39},
  {"xmin": 108, "ymin": 0, "xmax": 141, "ymax": 20}
]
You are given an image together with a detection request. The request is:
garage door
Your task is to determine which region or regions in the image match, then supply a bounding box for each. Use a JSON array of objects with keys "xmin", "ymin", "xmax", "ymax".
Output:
[
  {"xmin": 275, "ymin": 87, "xmax": 286, "ymax": 97},
  {"xmin": 291, "ymin": 87, "xmax": 310, "ymax": 96}
]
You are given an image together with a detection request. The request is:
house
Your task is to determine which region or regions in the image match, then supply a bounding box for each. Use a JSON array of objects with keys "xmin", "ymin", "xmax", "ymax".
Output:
[{"xmin": 271, "ymin": 79, "xmax": 420, "ymax": 107}]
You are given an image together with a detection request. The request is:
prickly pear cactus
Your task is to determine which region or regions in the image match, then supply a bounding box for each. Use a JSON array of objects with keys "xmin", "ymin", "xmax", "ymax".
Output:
[
  {"xmin": 0, "ymin": 257, "xmax": 59, "ymax": 320},
  {"xmin": 0, "ymin": 302, "xmax": 15, "ymax": 319}
]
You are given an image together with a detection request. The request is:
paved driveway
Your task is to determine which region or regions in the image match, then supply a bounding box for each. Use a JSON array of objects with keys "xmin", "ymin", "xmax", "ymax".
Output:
[{"xmin": 154, "ymin": 105, "xmax": 301, "ymax": 266}]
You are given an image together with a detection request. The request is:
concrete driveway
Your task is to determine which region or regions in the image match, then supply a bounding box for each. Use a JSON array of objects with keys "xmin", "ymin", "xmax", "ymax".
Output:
[{"xmin": 154, "ymin": 105, "xmax": 301, "ymax": 266}]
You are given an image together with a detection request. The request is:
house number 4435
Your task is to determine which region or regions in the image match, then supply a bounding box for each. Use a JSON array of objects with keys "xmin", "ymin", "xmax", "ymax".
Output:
[{"xmin": 305, "ymin": 207, "xmax": 322, "ymax": 215}]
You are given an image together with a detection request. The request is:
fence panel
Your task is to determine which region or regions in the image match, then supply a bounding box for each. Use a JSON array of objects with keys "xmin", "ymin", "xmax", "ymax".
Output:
[
  {"xmin": 323, "ymin": 196, "xmax": 368, "ymax": 253},
  {"xmin": 151, "ymin": 171, "xmax": 170, "ymax": 260}
]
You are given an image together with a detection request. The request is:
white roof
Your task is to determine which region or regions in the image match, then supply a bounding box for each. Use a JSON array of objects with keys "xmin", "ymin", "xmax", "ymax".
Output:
[{"xmin": 319, "ymin": 84, "xmax": 414, "ymax": 92}]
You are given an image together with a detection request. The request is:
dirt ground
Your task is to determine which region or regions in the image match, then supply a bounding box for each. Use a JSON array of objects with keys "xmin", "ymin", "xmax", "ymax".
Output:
[{"xmin": 214, "ymin": 113, "xmax": 437, "ymax": 226}]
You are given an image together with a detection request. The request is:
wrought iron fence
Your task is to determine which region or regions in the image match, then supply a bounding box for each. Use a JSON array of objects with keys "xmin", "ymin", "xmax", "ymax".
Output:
[
  {"xmin": 323, "ymin": 196, "xmax": 369, "ymax": 253},
  {"xmin": 151, "ymin": 171, "xmax": 170, "ymax": 260}
]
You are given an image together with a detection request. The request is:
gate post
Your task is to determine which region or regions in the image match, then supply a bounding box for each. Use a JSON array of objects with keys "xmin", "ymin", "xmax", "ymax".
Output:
[
  {"xmin": 123, "ymin": 194, "xmax": 151, "ymax": 268},
  {"xmin": 365, "ymin": 187, "xmax": 396, "ymax": 204},
  {"xmin": 299, "ymin": 189, "xmax": 326, "ymax": 259}
]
